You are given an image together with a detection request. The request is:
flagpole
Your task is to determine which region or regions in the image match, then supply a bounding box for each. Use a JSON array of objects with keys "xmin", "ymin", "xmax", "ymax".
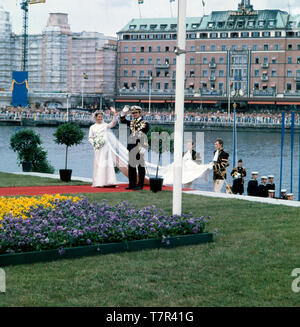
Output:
[
  {"xmin": 170, "ymin": 1, "xmax": 174, "ymax": 18},
  {"xmin": 172, "ymin": 0, "xmax": 186, "ymax": 216},
  {"xmin": 138, "ymin": 4, "xmax": 142, "ymax": 19}
]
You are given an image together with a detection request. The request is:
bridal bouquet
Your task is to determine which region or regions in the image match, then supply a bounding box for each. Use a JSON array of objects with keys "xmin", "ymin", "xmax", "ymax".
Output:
[{"xmin": 93, "ymin": 134, "xmax": 106, "ymax": 150}]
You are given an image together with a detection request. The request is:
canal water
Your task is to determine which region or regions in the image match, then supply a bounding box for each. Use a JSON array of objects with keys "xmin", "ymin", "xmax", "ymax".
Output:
[{"xmin": 1, "ymin": 124, "xmax": 299, "ymax": 199}]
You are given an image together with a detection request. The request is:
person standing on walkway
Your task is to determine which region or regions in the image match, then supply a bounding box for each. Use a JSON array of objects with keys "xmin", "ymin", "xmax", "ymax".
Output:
[
  {"xmin": 231, "ymin": 159, "xmax": 247, "ymax": 195},
  {"xmin": 247, "ymin": 171, "xmax": 259, "ymax": 196},
  {"xmin": 213, "ymin": 138, "xmax": 229, "ymax": 193}
]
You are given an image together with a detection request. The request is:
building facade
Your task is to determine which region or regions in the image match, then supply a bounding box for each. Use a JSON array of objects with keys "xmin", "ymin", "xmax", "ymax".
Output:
[
  {"xmin": 0, "ymin": 5, "xmax": 117, "ymax": 107},
  {"xmin": 116, "ymin": 0, "xmax": 300, "ymax": 109}
]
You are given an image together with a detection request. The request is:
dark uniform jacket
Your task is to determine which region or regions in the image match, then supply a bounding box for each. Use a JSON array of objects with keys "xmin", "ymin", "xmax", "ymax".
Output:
[
  {"xmin": 213, "ymin": 149, "xmax": 229, "ymax": 180},
  {"xmin": 266, "ymin": 183, "xmax": 275, "ymax": 192},
  {"xmin": 120, "ymin": 116, "xmax": 150, "ymax": 151},
  {"xmin": 231, "ymin": 166, "xmax": 247, "ymax": 194},
  {"xmin": 258, "ymin": 183, "xmax": 268, "ymax": 197},
  {"xmin": 247, "ymin": 179, "xmax": 259, "ymax": 196}
]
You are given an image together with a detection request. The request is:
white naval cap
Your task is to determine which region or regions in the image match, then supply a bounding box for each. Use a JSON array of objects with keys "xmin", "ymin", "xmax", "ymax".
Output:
[
  {"xmin": 261, "ymin": 176, "xmax": 267, "ymax": 179},
  {"xmin": 281, "ymin": 189, "xmax": 287, "ymax": 193},
  {"xmin": 268, "ymin": 175, "xmax": 274, "ymax": 178},
  {"xmin": 287, "ymin": 193, "xmax": 293, "ymax": 196},
  {"xmin": 268, "ymin": 190, "xmax": 275, "ymax": 193},
  {"xmin": 251, "ymin": 171, "xmax": 258, "ymax": 175}
]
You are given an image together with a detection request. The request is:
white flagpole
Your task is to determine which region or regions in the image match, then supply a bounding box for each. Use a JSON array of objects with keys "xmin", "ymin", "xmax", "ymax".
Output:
[
  {"xmin": 172, "ymin": 0, "xmax": 186, "ymax": 216},
  {"xmin": 138, "ymin": 3, "xmax": 142, "ymax": 18},
  {"xmin": 170, "ymin": 1, "xmax": 174, "ymax": 18}
]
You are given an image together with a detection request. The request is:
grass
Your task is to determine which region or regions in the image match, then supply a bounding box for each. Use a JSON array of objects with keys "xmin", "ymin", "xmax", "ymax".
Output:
[
  {"xmin": 0, "ymin": 172, "xmax": 88, "ymax": 187},
  {"xmin": 1, "ymin": 189, "xmax": 300, "ymax": 306}
]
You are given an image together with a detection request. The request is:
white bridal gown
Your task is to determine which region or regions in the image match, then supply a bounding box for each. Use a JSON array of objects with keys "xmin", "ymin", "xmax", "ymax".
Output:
[{"xmin": 88, "ymin": 122, "xmax": 117, "ymax": 187}]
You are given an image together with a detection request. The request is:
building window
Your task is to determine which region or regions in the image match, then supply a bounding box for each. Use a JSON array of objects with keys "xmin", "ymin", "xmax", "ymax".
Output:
[
  {"xmin": 203, "ymin": 57, "xmax": 208, "ymax": 64},
  {"xmin": 140, "ymin": 46, "xmax": 145, "ymax": 52},
  {"xmin": 124, "ymin": 58, "xmax": 128, "ymax": 64},
  {"xmin": 124, "ymin": 70, "xmax": 128, "ymax": 77},
  {"xmin": 262, "ymin": 32, "xmax": 270, "ymax": 37},
  {"xmin": 132, "ymin": 58, "xmax": 136, "ymax": 64},
  {"xmin": 156, "ymin": 58, "xmax": 161, "ymax": 64},
  {"xmin": 275, "ymin": 31, "xmax": 282, "ymax": 37},
  {"xmin": 241, "ymin": 32, "xmax": 249, "ymax": 38},
  {"xmin": 165, "ymin": 46, "xmax": 170, "ymax": 52},
  {"xmin": 173, "ymin": 58, "xmax": 176, "ymax": 65},
  {"xmin": 157, "ymin": 46, "xmax": 161, "ymax": 52},
  {"xmin": 218, "ymin": 83, "xmax": 224, "ymax": 90},
  {"xmin": 271, "ymin": 70, "xmax": 277, "ymax": 77},
  {"xmin": 190, "ymin": 57, "xmax": 195, "ymax": 65},
  {"xmin": 149, "ymin": 46, "xmax": 152, "ymax": 52},
  {"xmin": 272, "ymin": 57, "xmax": 277, "ymax": 64},
  {"xmin": 274, "ymin": 44, "xmax": 279, "ymax": 51},
  {"xmin": 254, "ymin": 70, "xmax": 259, "ymax": 77},
  {"xmin": 132, "ymin": 46, "xmax": 136, "ymax": 52},
  {"xmin": 219, "ymin": 70, "xmax": 224, "ymax": 77},
  {"xmin": 201, "ymin": 45, "xmax": 206, "ymax": 51},
  {"xmin": 253, "ymin": 44, "xmax": 258, "ymax": 51},
  {"xmin": 288, "ymin": 57, "xmax": 292, "ymax": 64},
  {"xmin": 164, "ymin": 83, "xmax": 169, "ymax": 90},
  {"xmin": 211, "ymin": 44, "xmax": 216, "ymax": 51},
  {"xmin": 232, "ymin": 45, "xmax": 236, "ymax": 51},
  {"xmin": 140, "ymin": 58, "xmax": 144, "ymax": 65},
  {"xmin": 148, "ymin": 70, "xmax": 152, "ymax": 76},
  {"xmin": 140, "ymin": 70, "xmax": 144, "ymax": 77},
  {"xmin": 252, "ymin": 32, "xmax": 260, "ymax": 38},
  {"xmin": 288, "ymin": 44, "xmax": 293, "ymax": 50},
  {"xmin": 190, "ymin": 45, "xmax": 196, "ymax": 51},
  {"xmin": 202, "ymin": 70, "xmax": 208, "ymax": 77},
  {"xmin": 254, "ymin": 83, "xmax": 259, "ymax": 90},
  {"xmin": 242, "ymin": 44, "xmax": 247, "ymax": 51},
  {"xmin": 220, "ymin": 33, "xmax": 228, "ymax": 38},
  {"xmin": 221, "ymin": 45, "xmax": 226, "ymax": 51},
  {"xmin": 297, "ymin": 57, "xmax": 300, "ymax": 64},
  {"xmin": 124, "ymin": 46, "xmax": 129, "ymax": 52},
  {"xmin": 264, "ymin": 44, "xmax": 269, "ymax": 51},
  {"xmin": 190, "ymin": 70, "xmax": 195, "ymax": 77},
  {"xmin": 210, "ymin": 33, "xmax": 217, "ymax": 39},
  {"xmin": 220, "ymin": 57, "xmax": 225, "ymax": 64},
  {"xmin": 286, "ymin": 83, "xmax": 292, "ymax": 91},
  {"xmin": 156, "ymin": 82, "xmax": 160, "ymax": 89},
  {"xmin": 287, "ymin": 70, "xmax": 292, "ymax": 77},
  {"xmin": 255, "ymin": 57, "xmax": 260, "ymax": 64},
  {"xmin": 148, "ymin": 58, "xmax": 153, "ymax": 65},
  {"xmin": 132, "ymin": 70, "xmax": 136, "ymax": 77}
]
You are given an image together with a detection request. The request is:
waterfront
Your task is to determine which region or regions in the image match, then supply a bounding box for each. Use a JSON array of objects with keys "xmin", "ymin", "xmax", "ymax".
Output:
[{"xmin": 1, "ymin": 125, "xmax": 299, "ymax": 199}]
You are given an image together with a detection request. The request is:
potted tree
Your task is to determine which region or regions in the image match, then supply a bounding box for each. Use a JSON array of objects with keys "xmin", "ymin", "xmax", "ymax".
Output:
[
  {"xmin": 148, "ymin": 127, "xmax": 174, "ymax": 193},
  {"xmin": 53, "ymin": 122, "xmax": 84, "ymax": 182},
  {"xmin": 10, "ymin": 129, "xmax": 42, "ymax": 172}
]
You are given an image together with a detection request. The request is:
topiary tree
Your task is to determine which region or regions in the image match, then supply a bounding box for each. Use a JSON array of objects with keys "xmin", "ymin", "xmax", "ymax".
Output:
[
  {"xmin": 53, "ymin": 122, "xmax": 84, "ymax": 170},
  {"xmin": 10, "ymin": 129, "xmax": 42, "ymax": 164},
  {"xmin": 32, "ymin": 147, "xmax": 55, "ymax": 174}
]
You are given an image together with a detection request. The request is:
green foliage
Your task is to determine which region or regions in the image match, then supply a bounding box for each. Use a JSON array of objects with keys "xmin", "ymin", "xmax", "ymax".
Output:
[
  {"xmin": 32, "ymin": 147, "xmax": 55, "ymax": 174},
  {"xmin": 53, "ymin": 123, "xmax": 84, "ymax": 148},
  {"xmin": 10, "ymin": 129, "xmax": 55, "ymax": 174},
  {"xmin": 10, "ymin": 129, "xmax": 42, "ymax": 163}
]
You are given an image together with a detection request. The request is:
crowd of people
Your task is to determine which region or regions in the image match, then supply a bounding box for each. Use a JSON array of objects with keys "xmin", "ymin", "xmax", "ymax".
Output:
[{"xmin": 1, "ymin": 106, "xmax": 299, "ymax": 127}]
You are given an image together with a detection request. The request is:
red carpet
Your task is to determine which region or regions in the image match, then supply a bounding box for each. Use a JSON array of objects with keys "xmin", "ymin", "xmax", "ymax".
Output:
[{"xmin": 0, "ymin": 184, "xmax": 190, "ymax": 196}]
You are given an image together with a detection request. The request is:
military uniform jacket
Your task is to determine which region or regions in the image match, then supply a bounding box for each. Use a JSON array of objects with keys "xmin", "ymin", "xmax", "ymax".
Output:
[
  {"xmin": 120, "ymin": 116, "xmax": 150, "ymax": 151},
  {"xmin": 247, "ymin": 179, "xmax": 258, "ymax": 196},
  {"xmin": 213, "ymin": 149, "xmax": 229, "ymax": 180},
  {"xmin": 258, "ymin": 184, "xmax": 268, "ymax": 198},
  {"xmin": 266, "ymin": 183, "xmax": 275, "ymax": 192},
  {"xmin": 231, "ymin": 166, "xmax": 247, "ymax": 184}
]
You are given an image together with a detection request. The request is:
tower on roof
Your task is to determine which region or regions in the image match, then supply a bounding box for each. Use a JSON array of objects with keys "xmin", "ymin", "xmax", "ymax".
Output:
[{"xmin": 238, "ymin": 0, "xmax": 253, "ymax": 12}]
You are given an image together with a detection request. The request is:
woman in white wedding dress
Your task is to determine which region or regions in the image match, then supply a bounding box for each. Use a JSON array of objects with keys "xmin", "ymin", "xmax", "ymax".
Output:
[{"xmin": 88, "ymin": 107, "xmax": 118, "ymax": 187}]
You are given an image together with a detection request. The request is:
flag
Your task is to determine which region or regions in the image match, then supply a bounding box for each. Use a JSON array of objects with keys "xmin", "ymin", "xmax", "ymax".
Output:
[
  {"xmin": 138, "ymin": 0, "xmax": 144, "ymax": 4},
  {"xmin": 202, "ymin": 0, "xmax": 205, "ymax": 6},
  {"xmin": 83, "ymin": 73, "xmax": 88, "ymax": 79}
]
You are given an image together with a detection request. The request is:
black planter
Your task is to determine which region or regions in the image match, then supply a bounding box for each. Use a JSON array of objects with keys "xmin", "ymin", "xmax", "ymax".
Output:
[
  {"xmin": 22, "ymin": 162, "xmax": 32, "ymax": 172},
  {"xmin": 150, "ymin": 177, "xmax": 164, "ymax": 193},
  {"xmin": 59, "ymin": 169, "xmax": 72, "ymax": 182}
]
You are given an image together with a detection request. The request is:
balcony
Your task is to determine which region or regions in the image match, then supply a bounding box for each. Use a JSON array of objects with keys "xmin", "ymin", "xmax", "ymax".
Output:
[
  {"xmin": 261, "ymin": 62, "xmax": 269, "ymax": 68},
  {"xmin": 284, "ymin": 90, "xmax": 300, "ymax": 96},
  {"xmin": 209, "ymin": 62, "xmax": 217, "ymax": 69},
  {"xmin": 154, "ymin": 63, "xmax": 170, "ymax": 69},
  {"xmin": 209, "ymin": 76, "xmax": 216, "ymax": 81},
  {"xmin": 261, "ymin": 75, "xmax": 269, "ymax": 81},
  {"xmin": 294, "ymin": 76, "xmax": 300, "ymax": 81},
  {"xmin": 253, "ymin": 89, "xmax": 275, "ymax": 97},
  {"xmin": 138, "ymin": 76, "xmax": 152, "ymax": 81}
]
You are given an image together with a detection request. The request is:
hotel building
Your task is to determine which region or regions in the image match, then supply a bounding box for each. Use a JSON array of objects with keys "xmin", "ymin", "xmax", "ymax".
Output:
[{"xmin": 116, "ymin": 0, "xmax": 300, "ymax": 109}]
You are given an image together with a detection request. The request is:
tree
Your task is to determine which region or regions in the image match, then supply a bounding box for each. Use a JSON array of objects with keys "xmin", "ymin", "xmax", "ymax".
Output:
[{"xmin": 53, "ymin": 123, "xmax": 84, "ymax": 170}]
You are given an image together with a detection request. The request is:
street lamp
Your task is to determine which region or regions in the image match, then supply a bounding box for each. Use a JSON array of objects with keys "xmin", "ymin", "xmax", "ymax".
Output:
[
  {"xmin": 82, "ymin": 72, "xmax": 88, "ymax": 109},
  {"xmin": 148, "ymin": 75, "xmax": 152, "ymax": 113},
  {"xmin": 66, "ymin": 93, "xmax": 69, "ymax": 122}
]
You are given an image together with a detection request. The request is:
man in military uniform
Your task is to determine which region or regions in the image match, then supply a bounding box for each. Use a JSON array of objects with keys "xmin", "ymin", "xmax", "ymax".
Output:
[
  {"xmin": 120, "ymin": 105, "xmax": 150, "ymax": 190},
  {"xmin": 213, "ymin": 138, "xmax": 229, "ymax": 193},
  {"xmin": 231, "ymin": 159, "xmax": 246, "ymax": 195},
  {"xmin": 258, "ymin": 176, "xmax": 268, "ymax": 197},
  {"xmin": 247, "ymin": 171, "xmax": 259, "ymax": 196},
  {"xmin": 280, "ymin": 189, "xmax": 288, "ymax": 200},
  {"xmin": 266, "ymin": 175, "xmax": 275, "ymax": 193}
]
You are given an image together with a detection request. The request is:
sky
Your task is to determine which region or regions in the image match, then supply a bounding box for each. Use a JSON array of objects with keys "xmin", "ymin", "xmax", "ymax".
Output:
[{"xmin": 1, "ymin": 0, "xmax": 300, "ymax": 38}]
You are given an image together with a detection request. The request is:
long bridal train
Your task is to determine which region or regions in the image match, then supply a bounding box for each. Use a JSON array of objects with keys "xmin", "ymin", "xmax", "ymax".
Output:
[{"xmin": 106, "ymin": 129, "xmax": 213, "ymax": 186}]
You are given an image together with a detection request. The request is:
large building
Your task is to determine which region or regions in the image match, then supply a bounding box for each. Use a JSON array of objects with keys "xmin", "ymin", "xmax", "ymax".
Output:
[
  {"xmin": 0, "ymin": 5, "xmax": 117, "ymax": 107},
  {"xmin": 116, "ymin": 0, "xmax": 300, "ymax": 109}
]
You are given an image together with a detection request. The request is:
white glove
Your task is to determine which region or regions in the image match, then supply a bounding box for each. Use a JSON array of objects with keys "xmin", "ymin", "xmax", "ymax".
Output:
[{"xmin": 121, "ymin": 105, "xmax": 130, "ymax": 117}]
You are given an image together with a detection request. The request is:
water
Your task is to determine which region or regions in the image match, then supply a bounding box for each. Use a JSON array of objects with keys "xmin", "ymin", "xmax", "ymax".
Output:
[{"xmin": 1, "ymin": 125, "xmax": 299, "ymax": 199}]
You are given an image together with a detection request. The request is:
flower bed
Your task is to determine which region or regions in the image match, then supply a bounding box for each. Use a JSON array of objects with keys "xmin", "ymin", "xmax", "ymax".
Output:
[{"xmin": 0, "ymin": 197, "xmax": 212, "ymax": 255}]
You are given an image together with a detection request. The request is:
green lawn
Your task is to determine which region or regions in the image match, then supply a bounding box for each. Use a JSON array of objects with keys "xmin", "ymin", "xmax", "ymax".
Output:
[
  {"xmin": 1, "ymin": 190, "xmax": 300, "ymax": 306},
  {"xmin": 0, "ymin": 172, "xmax": 88, "ymax": 187}
]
